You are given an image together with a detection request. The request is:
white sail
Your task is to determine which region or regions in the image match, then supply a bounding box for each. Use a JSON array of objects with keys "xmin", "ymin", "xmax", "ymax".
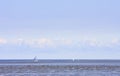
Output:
[{"xmin": 33, "ymin": 56, "xmax": 38, "ymax": 62}]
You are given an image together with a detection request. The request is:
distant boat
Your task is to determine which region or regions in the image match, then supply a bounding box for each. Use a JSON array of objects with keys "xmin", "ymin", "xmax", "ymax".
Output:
[
  {"xmin": 33, "ymin": 56, "xmax": 38, "ymax": 62},
  {"xmin": 72, "ymin": 59, "xmax": 75, "ymax": 62}
]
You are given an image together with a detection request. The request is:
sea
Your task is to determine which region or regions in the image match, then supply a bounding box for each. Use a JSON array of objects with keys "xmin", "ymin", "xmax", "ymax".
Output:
[{"xmin": 0, "ymin": 59, "xmax": 120, "ymax": 76}]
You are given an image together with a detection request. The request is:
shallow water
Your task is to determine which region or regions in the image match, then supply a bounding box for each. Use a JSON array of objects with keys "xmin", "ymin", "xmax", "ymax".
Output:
[
  {"xmin": 0, "ymin": 65, "xmax": 120, "ymax": 76},
  {"xmin": 0, "ymin": 60, "xmax": 120, "ymax": 76}
]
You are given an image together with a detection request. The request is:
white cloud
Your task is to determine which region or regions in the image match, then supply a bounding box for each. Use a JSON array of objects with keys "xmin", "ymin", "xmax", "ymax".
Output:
[
  {"xmin": 0, "ymin": 38, "xmax": 7, "ymax": 44},
  {"xmin": 0, "ymin": 37, "xmax": 120, "ymax": 48},
  {"xmin": 34, "ymin": 38, "xmax": 54, "ymax": 48},
  {"xmin": 111, "ymin": 38, "xmax": 119, "ymax": 44},
  {"xmin": 11, "ymin": 38, "xmax": 25, "ymax": 46},
  {"xmin": 16, "ymin": 38, "xmax": 55, "ymax": 48},
  {"xmin": 77, "ymin": 38, "xmax": 120, "ymax": 47},
  {"xmin": 23, "ymin": 38, "xmax": 73, "ymax": 48},
  {"xmin": 60, "ymin": 39, "xmax": 73, "ymax": 45}
]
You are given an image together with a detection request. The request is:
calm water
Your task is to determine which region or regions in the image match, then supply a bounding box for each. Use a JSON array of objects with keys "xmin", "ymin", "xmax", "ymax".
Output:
[{"xmin": 0, "ymin": 60, "xmax": 120, "ymax": 76}]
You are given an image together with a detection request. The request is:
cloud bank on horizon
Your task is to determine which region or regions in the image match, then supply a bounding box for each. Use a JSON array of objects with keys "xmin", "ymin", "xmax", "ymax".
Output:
[
  {"xmin": 0, "ymin": 37, "xmax": 120, "ymax": 59},
  {"xmin": 0, "ymin": 38, "xmax": 120, "ymax": 48},
  {"xmin": 0, "ymin": 0, "xmax": 120, "ymax": 59}
]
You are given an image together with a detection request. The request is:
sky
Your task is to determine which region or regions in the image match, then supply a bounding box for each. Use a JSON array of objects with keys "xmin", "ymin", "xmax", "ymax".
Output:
[{"xmin": 0, "ymin": 0, "xmax": 120, "ymax": 59}]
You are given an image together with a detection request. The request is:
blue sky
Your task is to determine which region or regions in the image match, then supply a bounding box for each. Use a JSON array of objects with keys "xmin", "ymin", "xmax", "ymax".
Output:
[{"xmin": 0, "ymin": 0, "xmax": 120, "ymax": 59}]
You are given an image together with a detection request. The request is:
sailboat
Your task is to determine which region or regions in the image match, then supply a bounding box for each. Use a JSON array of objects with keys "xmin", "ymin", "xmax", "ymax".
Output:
[{"xmin": 33, "ymin": 56, "xmax": 38, "ymax": 62}]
